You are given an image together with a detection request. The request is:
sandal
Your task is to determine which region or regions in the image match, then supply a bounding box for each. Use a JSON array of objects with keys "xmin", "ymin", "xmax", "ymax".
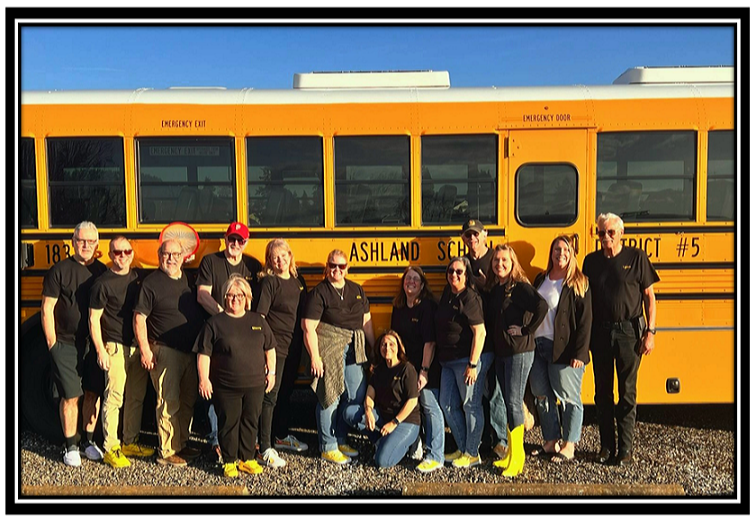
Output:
[
  {"xmin": 530, "ymin": 446, "xmax": 557, "ymax": 458},
  {"xmin": 550, "ymin": 452, "xmax": 575, "ymax": 463}
]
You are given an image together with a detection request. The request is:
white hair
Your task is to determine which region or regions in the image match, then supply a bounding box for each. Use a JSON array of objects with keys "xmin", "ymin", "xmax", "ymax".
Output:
[
  {"xmin": 72, "ymin": 221, "xmax": 99, "ymax": 241},
  {"xmin": 597, "ymin": 212, "xmax": 624, "ymax": 231}
]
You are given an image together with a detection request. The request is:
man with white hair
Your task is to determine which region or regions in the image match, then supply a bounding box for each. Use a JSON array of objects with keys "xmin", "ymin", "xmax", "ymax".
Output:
[
  {"xmin": 41, "ymin": 221, "xmax": 107, "ymax": 466},
  {"xmin": 582, "ymin": 212, "xmax": 659, "ymax": 467},
  {"xmin": 134, "ymin": 238, "xmax": 205, "ymax": 467}
]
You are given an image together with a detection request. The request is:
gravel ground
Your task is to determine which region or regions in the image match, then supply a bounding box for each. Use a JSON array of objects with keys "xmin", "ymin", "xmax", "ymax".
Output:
[{"xmin": 19, "ymin": 390, "xmax": 736, "ymax": 498}]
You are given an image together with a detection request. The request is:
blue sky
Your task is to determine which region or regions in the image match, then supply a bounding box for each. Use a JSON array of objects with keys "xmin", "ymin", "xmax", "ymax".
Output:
[{"xmin": 20, "ymin": 25, "xmax": 735, "ymax": 91}]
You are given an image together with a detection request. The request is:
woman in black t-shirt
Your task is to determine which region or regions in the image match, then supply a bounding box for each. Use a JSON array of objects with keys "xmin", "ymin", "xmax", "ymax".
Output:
[
  {"xmin": 390, "ymin": 266, "xmax": 444, "ymax": 473},
  {"xmin": 487, "ymin": 244, "xmax": 548, "ymax": 478},
  {"xmin": 302, "ymin": 249, "xmax": 375, "ymax": 465},
  {"xmin": 195, "ymin": 274, "xmax": 276, "ymax": 478},
  {"xmin": 435, "ymin": 256, "xmax": 487, "ymax": 469},
  {"xmin": 343, "ymin": 331, "xmax": 420, "ymax": 468},
  {"xmin": 254, "ymin": 239, "xmax": 309, "ymax": 467}
]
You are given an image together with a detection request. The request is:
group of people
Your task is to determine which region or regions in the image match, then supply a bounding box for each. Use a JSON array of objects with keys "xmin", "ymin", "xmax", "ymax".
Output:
[{"xmin": 40, "ymin": 211, "xmax": 658, "ymax": 479}]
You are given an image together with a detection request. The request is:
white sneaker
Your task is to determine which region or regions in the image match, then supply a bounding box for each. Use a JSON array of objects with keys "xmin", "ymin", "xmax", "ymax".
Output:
[
  {"xmin": 63, "ymin": 447, "xmax": 82, "ymax": 467},
  {"xmin": 84, "ymin": 442, "xmax": 104, "ymax": 461},
  {"xmin": 274, "ymin": 434, "xmax": 308, "ymax": 452},
  {"xmin": 409, "ymin": 440, "xmax": 424, "ymax": 461},
  {"xmin": 259, "ymin": 448, "xmax": 286, "ymax": 468}
]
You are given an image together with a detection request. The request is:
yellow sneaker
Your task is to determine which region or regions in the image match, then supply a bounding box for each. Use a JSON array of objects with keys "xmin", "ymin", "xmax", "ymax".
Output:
[
  {"xmin": 321, "ymin": 449, "xmax": 351, "ymax": 465},
  {"xmin": 103, "ymin": 447, "xmax": 131, "ymax": 469},
  {"xmin": 452, "ymin": 453, "xmax": 481, "ymax": 469},
  {"xmin": 338, "ymin": 444, "xmax": 359, "ymax": 458},
  {"xmin": 121, "ymin": 443, "xmax": 155, "ymax": 458},
  {"xmin": 416, "ymin": 458, "xmax": 443, "ymax": 473},
  {"xmin": 444, "ymin": 450, "xmax": 462, "ymax": 464},
  {"xmin": 223, "ymin": 461, "xmax": 239, "ymax": 478},
  {"xmin": 237, "ymin": 459, "xmax": 263, "ymax": 475}
]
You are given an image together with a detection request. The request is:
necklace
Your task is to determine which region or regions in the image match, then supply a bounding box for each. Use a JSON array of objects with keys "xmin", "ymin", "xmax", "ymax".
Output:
[{"xmin": 332, "ymin": 283, "xmax": 345, "ymax": 300}]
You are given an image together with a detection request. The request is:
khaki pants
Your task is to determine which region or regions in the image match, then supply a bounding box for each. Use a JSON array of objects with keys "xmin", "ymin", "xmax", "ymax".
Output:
[
  {"xmin": 101, "ymin": 341, "xmax": 150, "ymax": 452},
  {"xmin": 149, "ymin": 343, "xmax": 198, "ymax": 459}
]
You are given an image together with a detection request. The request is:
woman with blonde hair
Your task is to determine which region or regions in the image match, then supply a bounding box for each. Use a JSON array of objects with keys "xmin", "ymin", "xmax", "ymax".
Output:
[
  {"xmin": 253, "ymin": 239, "xmax": 309, "ymax": 467},
  {"xmin": 529, "ymin": 235, "xmax": 592, "ymax": 462},
  {"xmin": 488, "ymin": 244, "xmax": 548, "ymax": 478}
]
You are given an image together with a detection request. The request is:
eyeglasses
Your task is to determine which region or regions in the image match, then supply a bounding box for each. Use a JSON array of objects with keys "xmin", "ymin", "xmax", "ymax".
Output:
[
  {"xmin": 328, "ymin": 263, "xmax": 348, "ymax": 270},
  {"xmin": 75, "ymin": 238, "xmax": 98, "ymax": 246},
  {"xmin": 226, "ymin": 293, "xmax": 245, "ymax": 301},
  {"xmin": 227, "ymin": 236, "xmax": 247, "ymax": 245},
  {"xmin": 112, "ymin": 249, "xmax": 133, "ymax": 257},
  {"xmin": 597, "ymin": 229, "xmax": 618, "ymax": 238},
  {"xmin": 447, "ymin": 268, "xmax": 466, "ymax": 277},
  {"xmin": 161, "ymin": 251, "xmax": 183, "ymax": 259}
]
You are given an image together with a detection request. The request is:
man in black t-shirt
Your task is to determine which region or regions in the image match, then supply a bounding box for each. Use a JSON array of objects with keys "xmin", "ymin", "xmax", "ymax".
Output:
[
  {"xmin": 41, "ymin": 221, "xmax": 107, "ymax": 467},
  {"xmin": 196, "ymin": 221, "xmax": 262, "ymax": 462},
  {"xmin": 89, "ymin": 236, "xmax": 155, "ymax": 468},
  {"xmin": 134, "ymin": 239, "xmax": 205, "ymax": 467},
  {"xmin": 583, "ymin": 213, "xmax": 659, "ymax": 467},
  {"xmin": 461, "ymin": 219, "xmax": 509, "ymax": 459}
]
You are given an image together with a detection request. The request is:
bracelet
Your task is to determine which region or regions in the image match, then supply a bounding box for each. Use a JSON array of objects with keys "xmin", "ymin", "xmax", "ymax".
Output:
[
  {"xmin": 391, "ymin": 418, "xmax": 400, "ymax": 425},
  {"xmin": 420, "ymin": 366, "xmax": 430, "ymax": 372},
  {"xmin": 468, "ymin": 362, "xmax": 478, "ymax": 369}
]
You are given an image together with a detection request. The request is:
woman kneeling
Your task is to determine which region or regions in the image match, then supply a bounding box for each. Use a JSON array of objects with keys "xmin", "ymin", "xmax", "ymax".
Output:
[{"xmin": 344, "ymin": 331, "xmax": 420, "ymax": 468}]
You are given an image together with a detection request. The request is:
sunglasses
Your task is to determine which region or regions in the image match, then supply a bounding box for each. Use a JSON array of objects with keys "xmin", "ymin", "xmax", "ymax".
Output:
[
  {"xmin": 328, "ymin": 262, "xmax": 348, "ymax": 270},
  {"xmin": 447, "ymin": 268, "xmax": 466, "ymax": 277},
  {"xmin": 227, "ymin": 236, "xmax": 247, "ymax": 245},
  {"xmin": 597, "ymin": 229, "xmax": 618, "ymax": 238},
  {"xmin": 112, "ymin": 249, "xmax": 133, "ymax": 257}
]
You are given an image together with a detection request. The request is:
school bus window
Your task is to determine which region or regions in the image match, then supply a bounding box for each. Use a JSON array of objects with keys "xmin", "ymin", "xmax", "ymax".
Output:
[
  {"xmin": 247, "ymin": 137, "xmax": 325, "ymax": 227},
  {"xmin": 137, "ymin": 137, "xmax": 235, "ymax": 224},
  {"xmin": 46, "ymin": 137, "xmax": 126, "ymax": 228},
  {"xmin": 21, "ymin": 138, "xmax": 37, "ymax": 228},
  {"xmin": 421, "ymin": 135, "xmax": 496, "ymax": 225},
  {"xmin": 597, "ymin": 131, "xmax": 696, "ymax": 222},
  {"xmin": 334, "ymin": 136, "xmax": 410, "ymax": 226},
  {"xmin": 516, "ymin": 163, "xmax": 577, "ymax": 226},
  {"xmin": 707, "ymin": 130, "xmax": 734, "ymax": 221}
]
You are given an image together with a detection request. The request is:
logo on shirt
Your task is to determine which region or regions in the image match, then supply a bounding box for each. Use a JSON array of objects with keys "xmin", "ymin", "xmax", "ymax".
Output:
[
  {"xmin": 411, "ymin": 318, "xmax": 419, "ymax": 323},
  {"xmin": 393, "ymin": 376, "xmax": 402, "ymax": 381},
  {"xmin": 356, "ymin": 295, "xmax": 362, "ymax": 300},
  {"xmin": 623, "ymin": 265, "xmax": 631, "ymax": 270},
  {"xmin": 251, "ymin": 326, "xmax": 262, "ymax": 331}
]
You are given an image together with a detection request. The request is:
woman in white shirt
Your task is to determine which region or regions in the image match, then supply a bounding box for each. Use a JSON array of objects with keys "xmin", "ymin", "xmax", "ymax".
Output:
[{"xmin": 530, "ymin": 236, "xmax": 592, "ymax": 462}]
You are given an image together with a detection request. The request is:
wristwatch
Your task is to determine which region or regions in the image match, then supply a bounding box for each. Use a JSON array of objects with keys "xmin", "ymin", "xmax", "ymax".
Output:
[
  {"xmin": 391, "ymin": 418, "xmax": 400, "ymax": 425},
  {"xmin": 420, "ymin": 366, "xmax": 430, "ymax": 373},
  {"xmin": 468, "ymin": 362, "xmax": 478, "ymax": 369},
  {"xmin": 647, "ymin": 328, "xmax": 657, "ymax": 335}
]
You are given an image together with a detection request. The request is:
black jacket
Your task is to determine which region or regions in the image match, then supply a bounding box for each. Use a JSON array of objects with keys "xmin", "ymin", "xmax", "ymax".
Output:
[
  {"xmin": 491, "ymin": 281, "xmax": 548, "ymax": 357},
  {"xmin": 533, "ymin": 272, "xmax": 593, "ymax": 365}
]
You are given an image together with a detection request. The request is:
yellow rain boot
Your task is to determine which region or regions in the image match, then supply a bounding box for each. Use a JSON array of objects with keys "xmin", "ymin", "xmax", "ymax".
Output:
[
  {"xmin": 493, "ymin": 427, "xmax": 513, "ymax": 469},
  {"xmin": 500, "ymin": 425, "xmax": 524, "ymax": 478}
]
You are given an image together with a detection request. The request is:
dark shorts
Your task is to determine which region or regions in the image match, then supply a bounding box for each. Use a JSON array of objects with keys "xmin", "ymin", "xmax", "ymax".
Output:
[
  {"xmin": 49, "ymin": 340, "xmax": 84, "ymax": 399},
  {"xmin": 49, "ymin": 340, "xmax": 105, "ymax": 399}
]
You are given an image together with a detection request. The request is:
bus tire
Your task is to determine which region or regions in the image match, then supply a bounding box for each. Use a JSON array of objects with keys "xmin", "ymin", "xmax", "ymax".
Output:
[{"xmin": 20, "ymin": 314, "xmax": 64, "ymax": 444}]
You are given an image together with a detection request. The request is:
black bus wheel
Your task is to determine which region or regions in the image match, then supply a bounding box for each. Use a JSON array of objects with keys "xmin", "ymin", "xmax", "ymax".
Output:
[{"xmin": 20, "ymin": 314, "xmax": 64, "ymax": 444}]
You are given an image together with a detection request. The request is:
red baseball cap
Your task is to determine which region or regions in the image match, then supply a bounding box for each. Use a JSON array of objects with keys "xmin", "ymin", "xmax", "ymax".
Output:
[{"xmin": 225, "ymin": 222, "xmax": 249, "ymax": 240}]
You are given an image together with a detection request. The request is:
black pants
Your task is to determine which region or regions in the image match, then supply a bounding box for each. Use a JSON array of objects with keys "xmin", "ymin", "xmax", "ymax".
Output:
[
  {"xmin": 590, "ymin": 322, "xmax": 642, "ymax": 456},
  {"xmin": 272, "ymin": 339, "xmax": 304, "ymax": 442},
  {"xmin": 259, "ymin": 353, "xmax": 287, "ymax": 452},
  {"xmin": 215, "ymin": 385, "xmax": 265, "ymax": 463}
]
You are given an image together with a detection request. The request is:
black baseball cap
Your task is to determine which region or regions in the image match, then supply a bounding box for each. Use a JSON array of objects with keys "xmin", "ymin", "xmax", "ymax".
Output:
[{"xmin": 461, "ymin": 219, "xmax": 485, "ymax": 235}]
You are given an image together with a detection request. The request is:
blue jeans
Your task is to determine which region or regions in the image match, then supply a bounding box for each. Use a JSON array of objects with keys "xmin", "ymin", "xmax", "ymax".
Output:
[
  {"xmin": 207, "ymin": 402, "xmax": 219, "ymax": 446},
  {"xmin": 315, "ymin": 343, "xmax": 367, "ymax": 453},
  {"xmin": 418, "ymin": 387, "xmax": 445, "ymax": 463},
  {"xmin": 529, "ymin": 337, "xmax": 585, "ymax": 444},
  {"xmin": 343, "ymin": 405, "xmax": 420, "ymax": 468},
  {"xmin": 481, "ymin": 352, "xmax": 508, "ymax": 446},
  {"xmin": 495, "ymin": 351, "xmax": 535, "ymax": 428},
  {"xmin": 439, "ymin": 357, "xmax": 488, "ymax": 457}
]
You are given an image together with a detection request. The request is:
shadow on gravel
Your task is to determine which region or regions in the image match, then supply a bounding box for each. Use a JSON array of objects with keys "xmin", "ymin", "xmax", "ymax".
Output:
[{"xmin": 583, "ymin": 404, "xmax": 736, "ymax": 432}]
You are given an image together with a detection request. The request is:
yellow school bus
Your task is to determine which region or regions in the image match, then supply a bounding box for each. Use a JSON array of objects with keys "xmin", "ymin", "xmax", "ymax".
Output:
[{"xmin": 19, "ymin": 67, "xmax": 735, "ymax": 438}]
